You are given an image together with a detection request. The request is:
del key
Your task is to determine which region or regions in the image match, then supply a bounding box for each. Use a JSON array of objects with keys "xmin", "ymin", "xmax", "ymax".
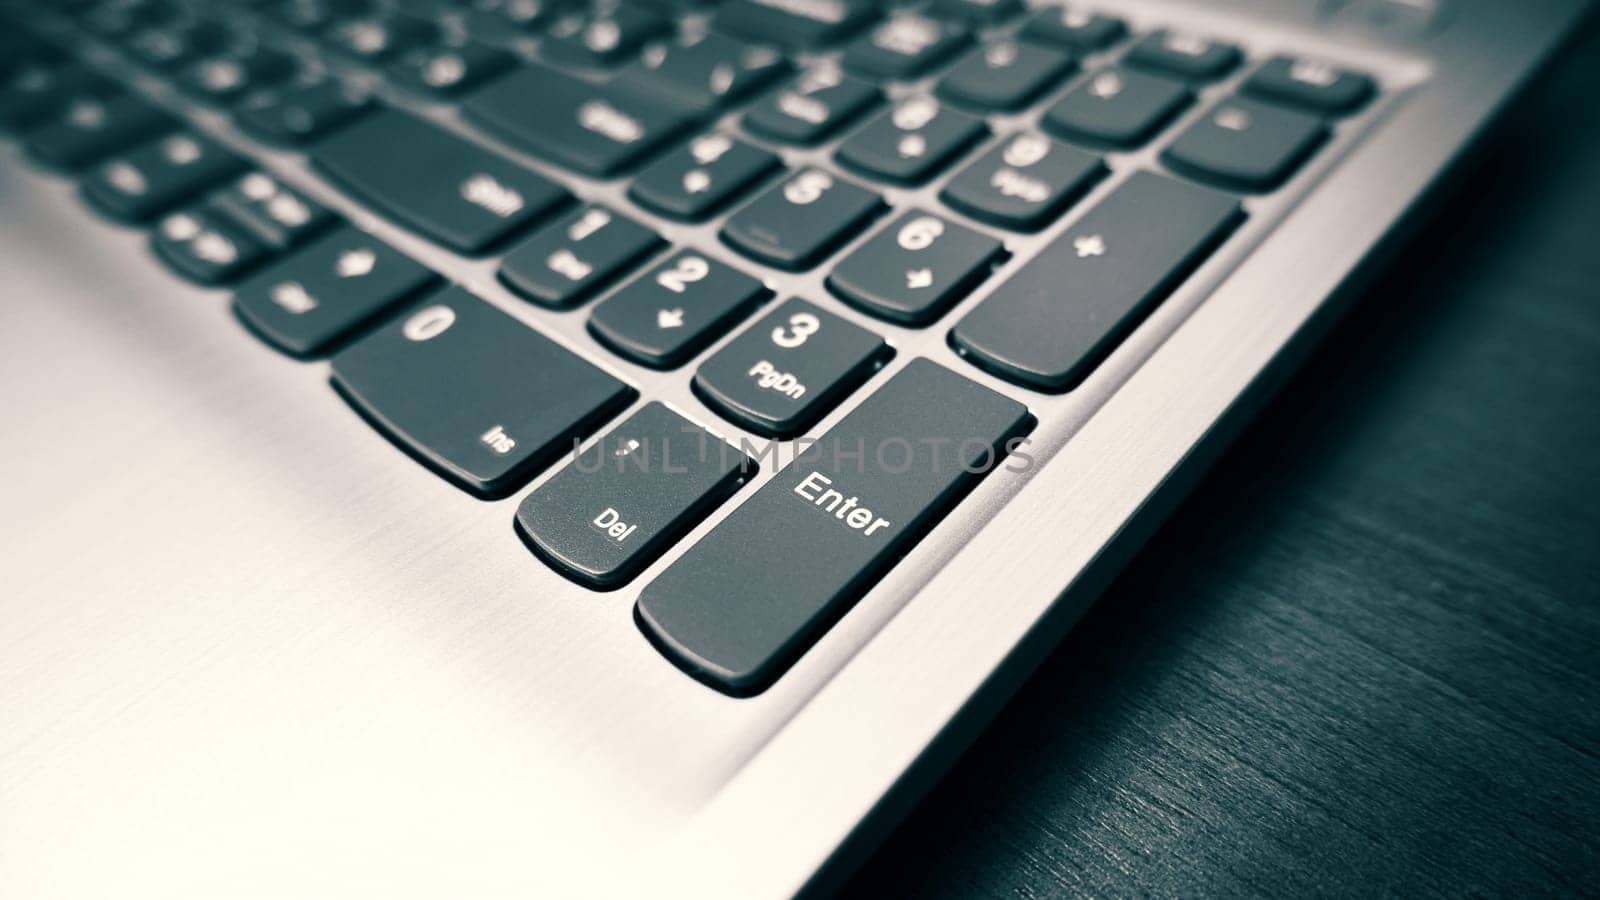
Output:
[{"xmin": 636, "ymin": 359, "xmax": 1034, "ymax": 695}]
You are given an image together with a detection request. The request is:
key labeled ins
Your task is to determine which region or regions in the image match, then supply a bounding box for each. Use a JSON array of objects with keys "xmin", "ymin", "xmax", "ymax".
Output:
[
  {"xmin": 516, "ymin": 402, "xmax": 754, "ymax": 589},
  {"xmin": 694, "ymin": 298, "xmax": 890, "ymax": 437},
  {"xmin": 331, "ymin": 286, "xmax": 635, "ymax": 497}
]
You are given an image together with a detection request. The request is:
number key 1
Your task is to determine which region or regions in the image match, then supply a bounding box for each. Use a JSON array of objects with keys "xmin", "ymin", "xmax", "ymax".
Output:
[{"xmin": 693, "ymin": 298, "xmax": 891, "ymax": 437}]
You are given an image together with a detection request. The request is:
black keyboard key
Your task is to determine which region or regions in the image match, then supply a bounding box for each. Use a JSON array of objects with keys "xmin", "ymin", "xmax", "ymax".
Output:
[
  {"xmin": 827, "ymin": 210, "xmax": 1002, "ymax": 325},
  {"xmin": 180, "ymin": 46, "xmax": 299, "ymax": 104},
  {"xmin": 836, "ymin": 97, "xmax": 986, "ymax": 186},
  {"xmin": 499, "ymin": 205, "xmax": 663, "ymax": 309},
  {"xmin": 516, "ymin": 402, "xmax": 753, "ymax": 590},
  {"xmin": 1245, "ymin": 56, "xmax": 1375, "ymax": 116},
  {"xmin": 313, "ymin": 108, "xmax": 570, "ymax": 254},
  {"xmin": 744, "ymin": 68, "xmax": 880, "ymax": 145},
  {"xmin": 0, "ymin": 64, "xmax": 108, "ymax": 133},
  {"xmin": 23, "ymin": 92, "xmax": 176, "ymax": 170},
  {"xmin": 714, "ymin": 0, "xmax": 876, "ymax": 49},
  {"xmin": 1162, "ymin": 98, "xmax": 1327, "ymax": 192},
  {"xmin": 331, "ymin": 286, "xmax": 635, "ymax": 498},
  {"xmin": 1125, "ymin": 30, "xmax": 1241, "ymax": 82},
  {"xmin": 1041, "ymin": 66, "xmax": 1191, "ymax": 149},
  {"xmin": 842, "ymin": 13, "xmax": 968, "ymax": 81},
  {"xmin": 151, "ymin": 206, "xmax": 270, "ymax": 284},
  {"xmin": 637, "ymin": 358, "xmax": 1032, "ymax": 695},
  {"xmin": 464, "ymin": 65, "xmax": 697, "ymax": 177},
  {"xmin": 1019, "ymin": 7, "xmax": 1125, "ymax": 51},
  {"xmin": 323, "ymin": 13, "xmax": 439, "ymax": 62},
  {"xmin": 951, "ymin": 171, "xmax": 1241, "ymax": 391},
  {"xmin": 209, "ymin": 171, "xmax": 335, "ymax": 249},
  {"xmin": 937, "ymin": 39, "xmax": 1075, "ymax": 112},
  {"xmin": 721, "ymin": 168, "xmax": 883, "ymax": 271},
  {"xmin": 628, "ymin": 132, "xmax": 780, "ymax": 221},
  {"xmin": 387, "ymin": 40, "xmax": 514, "ymax": 96},
  {"xmin": 694, "ymin": 298, "xmax": 889, "ymax": 437},
  {"xmin": 616, "ymin": 33, "xmax": 790, "ymax": 110},
  {"xmin": 940, "ymin": 132, "xmax": 1103, "ymax": 230},
  {"xmin": 588, "ymin": 250, "xmax": 768, "ymax": 368},
  {"xmin": 82, "ymin": 132, "xmax": 245, "ymax": 222},
  {"xmin": 234, "ymin": 78, "xmax": 372, "ymax": 145},
  {"xmin": 925, "ymin": 0, "xmax": 1022, "ymax": 26},
  {"xmin": 234, "ymin": 224, "xmax": 439, "ymax": 357},
  {"xmin": 540, "ymin": 6, "xmax": 667, "ymax": 69}
]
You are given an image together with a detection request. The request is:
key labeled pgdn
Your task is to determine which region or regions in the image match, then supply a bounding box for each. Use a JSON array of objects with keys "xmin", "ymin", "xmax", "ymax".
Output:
[
  {"xmin": 748, "ymin": 360, "xmax": 806, "ymax": 399},
  {"xmin": 695, "ymin": 298, "xmax": 890, "ymax": 438}
]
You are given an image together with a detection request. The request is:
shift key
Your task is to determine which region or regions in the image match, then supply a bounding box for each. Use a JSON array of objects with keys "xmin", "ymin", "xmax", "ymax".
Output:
[
  {"xmin": 635, "ymin": 359, "xmax": 1033, "ymax": 695},
  {"xmin": 312, "ymin": 108, "xmax": 569, "ymax": 254}
]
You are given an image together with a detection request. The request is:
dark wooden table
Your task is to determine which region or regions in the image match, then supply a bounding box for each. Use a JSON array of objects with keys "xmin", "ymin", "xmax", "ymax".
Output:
[{"xmin": 845, "ymin": 19, "xmax": 1600, "ymax": 898}]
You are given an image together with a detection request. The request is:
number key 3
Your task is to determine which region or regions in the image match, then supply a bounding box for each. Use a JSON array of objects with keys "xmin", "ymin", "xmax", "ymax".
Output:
[{"xmin": 694, "ymin": 298, "xmax": 891, "ymax": 437}]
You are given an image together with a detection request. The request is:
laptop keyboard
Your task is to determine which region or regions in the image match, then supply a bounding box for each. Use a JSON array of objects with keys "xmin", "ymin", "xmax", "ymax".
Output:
[{"xmin": 0, "ymin": 0, "xmax": 1379, "ymax": 695}]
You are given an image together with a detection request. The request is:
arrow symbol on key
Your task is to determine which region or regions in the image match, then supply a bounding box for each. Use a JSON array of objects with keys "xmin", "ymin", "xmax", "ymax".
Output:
[
  {"xmin": 905, "ymin": 268, "xmax": 933, "ymax": 289},
  {"xmin": 657, "ymin": 307, "xmax": 685, "ymax": 329}
]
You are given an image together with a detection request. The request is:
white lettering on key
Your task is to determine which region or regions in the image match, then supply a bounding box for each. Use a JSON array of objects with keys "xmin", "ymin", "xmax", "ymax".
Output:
[
  {"xmin": 403, "ymin": 305, "xmax": 457, "ymax": 342},
  {"xmin": 592, "ymin": 507, "xmax": 638, "ymax": 543},
  {"xmin": 577, "ymin": 100, "xmax": 643, "ymax": 144},
  {"xmin": 567, "ymin": 208, "xmax": 612, "ymax": 241},
  {"xmin": 792, "ymin": 471, "xmax": 893, "ymax": 536},
  {"xmin": 872, "ymin": 16, "xmax": 936, "ymax": 56},
  {"xmin": 460, "ymin": 173, "xmax": 525, "ymax": 218},
  {"xmin": 989, "ymin": 167, "xmax": 1050, "ymax": 203},
  {"xmin": 547, "ymin": 248, "xmax": 593, "ymax": 281},
  {"xmin": 270, "ymin": 281, "xmax": 318, "ymax": 314},
  {"xmin": 777, "ymin": 91, "xmax": 830, "ymax": 125},
  {"xmin": 748, "ymin": 360, "xmax": 806, "ymax": 399},
  {"xmin": 480, "ymin": 425, "xmax": 517, "ymax": 454},
  {"xmin": 1002, "ymin": 134, "xmax": 1050, "ymax": 168},
  {"xmin": 783, "ymin": 170, "xmax": 832, "ymax": 205},
  {"xmin": 897, "ymin": 215, "xmax": 943, "ymax": 251}
]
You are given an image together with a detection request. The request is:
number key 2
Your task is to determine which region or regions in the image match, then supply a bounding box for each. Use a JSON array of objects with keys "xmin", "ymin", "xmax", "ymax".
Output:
[
  {"xmin": 588, "ymin": 251, "xmax": 770, "ymax": 369},
  {"xmin": 694, "ymin": 298, "xmax": 891, "ymax": 437}
]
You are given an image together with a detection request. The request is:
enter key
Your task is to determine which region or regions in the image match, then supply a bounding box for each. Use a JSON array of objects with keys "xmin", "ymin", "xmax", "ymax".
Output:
[{"xmin": 637, "ymin": 358, "xmax": 1034, "ymax": 696}]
